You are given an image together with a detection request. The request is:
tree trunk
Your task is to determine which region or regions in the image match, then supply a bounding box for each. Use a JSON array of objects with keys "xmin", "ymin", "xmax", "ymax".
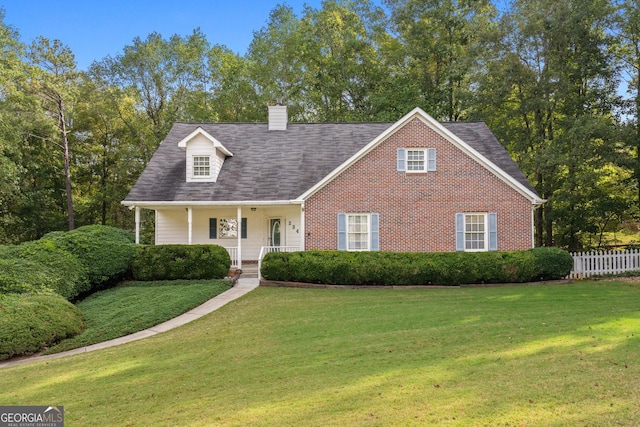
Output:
[
  {"xmin": 636, "ymin": 48, "xmax": 640, "ymax": 210},
  {"xmin": 545, "ymin": 200, "xmax": 554, "ymax": 247},
  {"xmin": 58, "ymin": 97, "xmax": 74, "ymax": 230}
]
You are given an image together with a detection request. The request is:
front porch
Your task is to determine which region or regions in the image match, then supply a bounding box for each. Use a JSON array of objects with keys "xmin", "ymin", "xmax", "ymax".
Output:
[
  {"xmin": 225, "ymin": 245, "xmax": 301, "ymax": 278},
  {"xmin": 225, "ymin": 246, "xmax": 301, "ymax": 268},
  {"xmin": 130, "ymin": 202, "xmax": 306, "ymax": 270}
]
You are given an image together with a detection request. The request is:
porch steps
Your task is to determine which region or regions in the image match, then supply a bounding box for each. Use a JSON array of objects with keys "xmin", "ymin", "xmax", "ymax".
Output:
[{"xmin": 237, "ymin": 264, "xmax": 259, "ymax": 278}]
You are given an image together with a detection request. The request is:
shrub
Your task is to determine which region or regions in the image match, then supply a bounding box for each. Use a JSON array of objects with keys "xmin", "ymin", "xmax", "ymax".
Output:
[
  {"xmin": 131, "ymin": 244, "xmax": 231, "ymax": 281},
  {"xmin": 0, "ymin": 240, "xmax": 89, "ymax": 300},
  {"xmin": 531, "ymin": 247, "xmax": 575, "ymax": 280},
  {"xmin": 41, "ymin": 225, "xmax": 136, "ymax": 288},
  {"xmin": 261, "ymin": 248, "xmax": 572, "ymax": 286},
  {"xmin": 0, "ymin": 293, "xmax": 84, "ymax": 361}
]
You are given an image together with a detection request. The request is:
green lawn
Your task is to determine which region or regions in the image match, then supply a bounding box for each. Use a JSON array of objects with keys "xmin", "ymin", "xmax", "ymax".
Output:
[
  {"xmin": 44, "ymin": 279, "xmax": 231, "ymax": 354},
  {"xmin": 1, "ymin": 281, "xmax": 639, "ymax": 426}
]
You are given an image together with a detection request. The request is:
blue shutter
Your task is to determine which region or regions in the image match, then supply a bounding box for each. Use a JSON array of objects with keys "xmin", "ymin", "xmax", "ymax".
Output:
[
  {"xmin": 241, "ymin": 218, "xmax": 247, "ymax": 239},
  {"xmin": 209, "ymin": 218, "xmax": 217, "ymax": 239},
  {"xmin": 397, "ymin": 148, "xmax": 406, "ymax": 171},
  {"xmin": 370, "ymin": 213, "xmax": 379, "ymax": 251},
  {"xmin": 488, "ymin": 213, "xmax": 497, "ymax": 251},
  {"xmin": 427, "ymin": 148, "xmax": 437, "ymax": 171},
  {"xmin": 338, "ymin": 213, "xmax": 347, "ymax": 250},
  {"xmin": 455, "ymin": 213, "xmax": 465, "ymax": 251}
]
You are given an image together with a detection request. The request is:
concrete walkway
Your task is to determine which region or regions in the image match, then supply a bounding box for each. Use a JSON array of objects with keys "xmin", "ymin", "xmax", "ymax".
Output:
[{"xmin": 0, "ymin": 278, "xmax": 259, "ymax": 369}]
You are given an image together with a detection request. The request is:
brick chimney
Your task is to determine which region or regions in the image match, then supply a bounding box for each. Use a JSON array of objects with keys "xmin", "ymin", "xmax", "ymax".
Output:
[{"xmin": 268, "ymin": 104, "xmax": 287, "ymax": 131}]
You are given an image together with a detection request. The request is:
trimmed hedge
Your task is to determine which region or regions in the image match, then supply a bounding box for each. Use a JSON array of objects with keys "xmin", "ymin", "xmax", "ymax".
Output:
[
  {"xmin": 0, "ymin": 240, "xmax": 89, "ymax": 300},
  {"xmin": 0, "ymin": 293, "xmax": 85, "ymax": 361},
  {"xmin": 530, "ymin": 247, "xmax": 576, "ymax": 280},
  {"xmin": 40, "ymin": 225, "xmax": 136, "ymax": 288},
  {"xmin": 260, "ymin": 248, "xmax": 574, "ymax": 286},
  {"xmin": 132, "ymin": 244, "xmax": 231, "ymax": 281}
]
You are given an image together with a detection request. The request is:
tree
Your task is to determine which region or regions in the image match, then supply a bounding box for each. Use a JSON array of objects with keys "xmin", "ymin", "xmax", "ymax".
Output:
[
  {"xmin": 26, "ymin": 37, "xmax": 80, "ymax": 230},
  {"xmin": 207, "ymin": 44, "xmax": 262, "ymax": 122},
  {"xmin": 0, "ymin": 9, "xmax": 29, "ymax": 242},
  {"xmin": 615, "ymin": 0, "xmax": 640, "ymax": 209},
  {"xmin": 247, "ymin": 5, "xmax": 306, "ymax": 120},
  {"xmin": 72, "ymin": 78, "xmax": 145, "ymax": 229},
  {"xmin": 298, "ymin": 0, "xmax": 391, "ymax": 121},
  {"xmin": 90, "ymin": 30, "xmax": 211, "ymax": 144},
  {"xmin": 385, "ymin": 0, "xmax": 497, "ymax": 121},
  {"xmin": 472, "ymin": 0, "xmax": 622, "ymax": 250}
]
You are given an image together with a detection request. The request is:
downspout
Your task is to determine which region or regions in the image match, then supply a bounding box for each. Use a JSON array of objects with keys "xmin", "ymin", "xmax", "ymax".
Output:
[
  {"xmin": 531, "ymin": 205, "xmax": 536, "ymax": 248},
  {"xmin": 135, "ymin": 206, "xmax": 141, "ymax": 244}
]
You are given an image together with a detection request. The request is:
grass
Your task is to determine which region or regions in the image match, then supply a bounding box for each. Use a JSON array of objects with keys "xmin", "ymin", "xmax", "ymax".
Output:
[
  {"xmin": 1, "ymin": 281, "xmax": 639, "ymax": 426},
  {"xmin": 594, "ymin": 229, "xmax": 639, "ymax": 248},
  {"xmin": 43, "ymin": 279, "xmax": 231, "ymax": 354}
]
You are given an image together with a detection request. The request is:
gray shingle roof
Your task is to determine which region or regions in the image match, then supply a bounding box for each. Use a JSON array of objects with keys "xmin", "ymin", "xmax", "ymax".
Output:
[{"xmin": 124, "ymin": 120, "xmax": 537, "ymax": 203}]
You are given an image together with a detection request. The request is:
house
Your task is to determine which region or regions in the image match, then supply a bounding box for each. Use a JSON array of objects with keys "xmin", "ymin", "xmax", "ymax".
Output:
[{"xmin": 122, "ymin": 106, "xmax": 544, "ymax": 268}]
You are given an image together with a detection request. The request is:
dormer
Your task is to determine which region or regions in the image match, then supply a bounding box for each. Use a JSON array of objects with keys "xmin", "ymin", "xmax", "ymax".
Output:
[{"xmin": 178, "ymin": 127, "xmax": 233, "ymax": 183}]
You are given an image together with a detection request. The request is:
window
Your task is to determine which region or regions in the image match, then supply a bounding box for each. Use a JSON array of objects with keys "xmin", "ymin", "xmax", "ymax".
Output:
[
  {"xmin": 465, "ymin": 214, "xmax": 486, "ymax": 250},
  {"xmin": 397, "ymin": 148, "xmax": 436, "ymax": 172},
  {"xmin": 348, "ymin": 214, "xmax": 369, "ymax": 250},
  {"xmin": 193, "ymin": 156, "xmax": 211, "ymax": 177},
  {"xmin": 407, "ymin": 150, "xmax": 425, "ymax": 171},
  {"xmin": 209, "ymin": 217, "xmax": 247, "ymax": 239},
  {"xmin": 456, "ymin": 213, "xmax": 497, "ymax": 252},
  {"xmin": 338, "ymin": 213, "xmax": 380, "ymax": 251}
]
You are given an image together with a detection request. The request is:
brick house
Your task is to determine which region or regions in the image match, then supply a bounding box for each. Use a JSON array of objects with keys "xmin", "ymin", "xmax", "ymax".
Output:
[{"xmin": 122, "ymin": 107, "xmax": 544, "ymax": 268}]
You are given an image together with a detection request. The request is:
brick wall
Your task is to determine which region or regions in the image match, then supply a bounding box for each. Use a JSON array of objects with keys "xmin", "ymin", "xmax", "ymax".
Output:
[{"xmin": 304, "ymin": 118, "xmax": 534, "ymax": 252}]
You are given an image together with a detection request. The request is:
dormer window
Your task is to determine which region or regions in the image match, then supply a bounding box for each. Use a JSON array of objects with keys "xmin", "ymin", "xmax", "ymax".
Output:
[
  {"xmin": 193, "ymin": 156, "xmax": 211, "ymax": 177},
  {"xmin": 178, "ymin": 127, "xmax": 233, "ymax": 183}
]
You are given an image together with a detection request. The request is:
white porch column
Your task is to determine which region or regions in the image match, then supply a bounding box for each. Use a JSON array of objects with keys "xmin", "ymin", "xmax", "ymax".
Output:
[
  {"xmin": 134, "ymin": 206, "xmax": 141, "ymax": 244},
  {"xmin": 237, "ymin": 206, "xmax": 242, "ymax": 269},
  {"xmin": 188, "ymin": 207, "xmax": 193, "ymax": 244}
]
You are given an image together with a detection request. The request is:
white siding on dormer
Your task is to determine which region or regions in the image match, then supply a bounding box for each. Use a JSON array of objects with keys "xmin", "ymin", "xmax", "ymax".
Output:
[
  {"xmin": 185, "ymin": 134, "xmax": 225, "ymax": 183},
  {"xmin": 212, "ymin": 149, "xmax": 226, "ymax": 182}
]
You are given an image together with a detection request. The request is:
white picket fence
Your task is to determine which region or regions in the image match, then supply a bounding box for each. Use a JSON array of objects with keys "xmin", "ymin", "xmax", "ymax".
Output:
[{"xmin": 570, "ymin": 249, "xmax": 640, "ymax": 279}]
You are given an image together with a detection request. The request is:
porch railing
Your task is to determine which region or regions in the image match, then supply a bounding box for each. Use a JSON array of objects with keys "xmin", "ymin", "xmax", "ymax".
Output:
[
  {"xmin": 258, "ymin": 246, "xmax": 302, "ymax": 279},
  {"xmin": 226, "ymin": 247, "xmax": 238, "ymax": 268}
]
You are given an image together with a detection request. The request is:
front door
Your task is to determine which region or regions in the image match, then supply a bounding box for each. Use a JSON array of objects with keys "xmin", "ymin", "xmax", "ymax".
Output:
[{"xmin": 269, "ymin": 218, "xmax": 281, "ymax": 247}]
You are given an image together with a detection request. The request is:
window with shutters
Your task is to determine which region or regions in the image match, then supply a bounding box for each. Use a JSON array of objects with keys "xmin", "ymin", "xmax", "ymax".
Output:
[
  {"xmin": 338, "ymin": 213, "xmax": 379, "ymax": 251},
  {"xmin": 456, "ymin": 212, "xmax": 497, "ymax": 252},
  {"xmin": 209, "ymin": 217, "xmax": 247, "ymax": 239},
  {"xmin": 397, "ymin": 148, "xmax": 436, "ymax": 172}
]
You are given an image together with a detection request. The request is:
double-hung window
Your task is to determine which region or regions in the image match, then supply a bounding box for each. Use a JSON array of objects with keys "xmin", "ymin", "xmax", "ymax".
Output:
[
  {"xmin": 338, "ymin": 213, "xmax": 380, "ymax": 251},
  {"xmin": 193, "ymin": 156, "xmax": 211, "ymax": 177},
  {"xmin": 348, "ymin": 214, "xmax": 369, "ymax": 250},
  {"xmin": 456, "ymin": 212, "xmax": 498, "ymax": 252},
  {"xmin": 397, "ymin": 148, "xmax": 436, "ymax": 172}
]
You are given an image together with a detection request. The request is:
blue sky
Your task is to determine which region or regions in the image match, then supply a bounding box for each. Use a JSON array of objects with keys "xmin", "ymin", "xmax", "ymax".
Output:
[{"xmin": 2, "ymin": 0, "xmax": 327, "ymax": 70}]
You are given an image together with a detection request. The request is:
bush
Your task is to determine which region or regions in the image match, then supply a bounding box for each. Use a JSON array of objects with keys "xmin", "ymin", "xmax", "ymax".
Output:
[
  {"xmin": 0, "ymin": 240, "xmax": 89, "ymax": 300},
  {"xmin": 261, "ymin": 248, "xmax": 572, "ymax": 286},
  {"xmin": 0, "ymin": 293, "xmax": 84, "ymax": 361},
  {"xmin": 131, "ymin": 244, "xmax": 231, "ymax": 281},
  {"xmin": 530, "ymin": 247, "xmax": 575, "ymax": 280},
  {"xmin": 41, "ymin": 225, "xmax": 136, "ymax": 288}
]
